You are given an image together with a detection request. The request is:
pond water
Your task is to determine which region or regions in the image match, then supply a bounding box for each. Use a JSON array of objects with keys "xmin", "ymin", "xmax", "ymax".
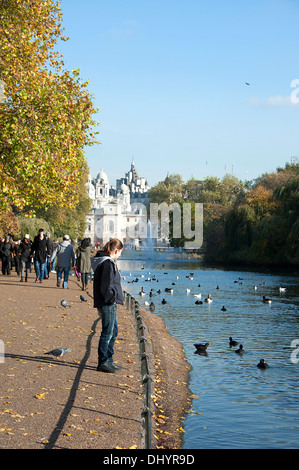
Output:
[{"xmin": 118, "ymin": 257, "xmax": 299, "ymax": 449}]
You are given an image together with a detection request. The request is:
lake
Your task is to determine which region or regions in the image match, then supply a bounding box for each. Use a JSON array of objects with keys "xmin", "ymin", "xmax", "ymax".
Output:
[{"xmin": 118, "ymin": 257, "xmax": 299, "ymax": 449}]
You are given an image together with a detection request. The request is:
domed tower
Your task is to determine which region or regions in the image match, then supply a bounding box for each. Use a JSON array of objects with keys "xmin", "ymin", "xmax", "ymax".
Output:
[
  {"xmin": 119, "ymin": 181, "xmax": 131, "ymax": 209},
  {"xmin": 95, "ymin": 168, "xmax": 110, "ymax": 200},
  {"xmin": 86, "ymin": 173, "xmax": 95, "ymax": 201}
]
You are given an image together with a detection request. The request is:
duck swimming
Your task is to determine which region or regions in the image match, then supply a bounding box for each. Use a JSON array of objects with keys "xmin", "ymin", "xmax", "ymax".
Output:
[
  {"xmin": 194, "ymin": 342, "xmax": 210, "ymax": 352},
  {"xmin": 262, "ymin": 296, "xmax": 272, "ymax": 304},
  {"xmin": 139, "ymin": 287, "xmax": 146, "ymax": 296},
  {"xmin": 257, "ymin": 359, "xmax": 269, "ymax": 369},
  {"xmin": 235, "ymin": 344, "xmax": 244, "ymax": 354},
  {"xmin": 221, "ymin": 306, "xmax": 227, "ymax": 311},
  {"xmin": 204, "ymin": 293, "xmax": 213, "ymax": 303},
  {"xmin": 229, "ymin": 337, "xmax": 238, "ymax": 347},
  {"xmin": 165, "ymin": 287, "xmax": 173, "ymax": 293},
  {"xmin": 161, "ymin": 299, "xmax": 167, "ymax": 304}
]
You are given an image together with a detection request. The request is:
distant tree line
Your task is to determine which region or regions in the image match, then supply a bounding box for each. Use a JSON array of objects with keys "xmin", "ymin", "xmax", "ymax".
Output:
[{"xmin": 148, "ymin": 162, "xmax": 299, "ymax": 267}]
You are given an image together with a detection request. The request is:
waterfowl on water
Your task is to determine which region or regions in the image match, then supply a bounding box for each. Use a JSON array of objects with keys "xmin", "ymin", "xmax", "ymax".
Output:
[
  {"xmin": 194, "ymin": 293, "xmax": 202, "ymax": 298},
  {"xmin": 161, "ymin": 299, "xmax": 167, "ymax": 304},
  {"xmin": 279, "ymin": 287, "xmax": 286, "ymax": 292},
  {"xmin": 235, "ymin": 344, "xmax": 244, "ymax": 354},
  {"xmin": 139, "ymin": 287, "xmax": 146, "ymax": 296},
  {"xmin": 149, "ymin": 302, "xmax": 155, "ymax": 311},
  {"xmin": 186, "ymin": 288, "xmax": 191, "ymax": 293},
  {"xmin": 195, "ymin": 300, "xmax": 203, "ymax": 305},
  {"xmin": 262, "ymin": 296, "xmax": 272, "ymax": 304},
  {"xmin": 204, "ymin": 294, "xmax": 213, "ymax": 303},
  {"xmin": 221, "ymin": 306, "xmax": 227, "ymax": 311},
  {"xmin": 229, "ymin": 337, "xmax": 238, "ymax": 347},
  {"xmin": 257, "ymin": 359, "xmax": 269, "ymax": 369},
  {"xmin": 165, "ymin": 287, "xmax": 173, "ymax": 293},
  {"xmin": 194, "ymin": 342, "xmax": 210, "ymax": 352}
]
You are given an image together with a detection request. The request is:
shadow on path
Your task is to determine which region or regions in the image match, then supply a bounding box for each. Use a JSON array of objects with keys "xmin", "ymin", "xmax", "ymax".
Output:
[{"xmin": 42, "ymin": 316, "xmax": 100, "ymax": 449}]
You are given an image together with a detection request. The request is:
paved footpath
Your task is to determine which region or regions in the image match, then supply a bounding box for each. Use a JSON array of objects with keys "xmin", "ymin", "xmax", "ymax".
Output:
[{"xmin": 0, "ymin": 271, "xmax": 143, "ymax": 449}]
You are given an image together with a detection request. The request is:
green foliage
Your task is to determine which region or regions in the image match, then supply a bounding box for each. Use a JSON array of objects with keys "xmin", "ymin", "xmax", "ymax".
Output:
[
  {"xmin": 221, "ymin": 163, "xmax": 299, "ymax": 266},
  {"xmin": 149, "ymin": 162, "xmax": 299, "ymax": 266},
  {"xmin": 0, "ymin": 0, "xmax": 99, "ymax": 214},
  {"xmin": 17, "ymin": 216, "xmax": 53, "ymax": 240}
]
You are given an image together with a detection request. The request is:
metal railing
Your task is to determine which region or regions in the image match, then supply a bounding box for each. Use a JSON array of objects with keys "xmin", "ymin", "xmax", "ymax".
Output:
[{"xmin": 124, "ymin": 291, "xmax": 153, "ymax": 449}]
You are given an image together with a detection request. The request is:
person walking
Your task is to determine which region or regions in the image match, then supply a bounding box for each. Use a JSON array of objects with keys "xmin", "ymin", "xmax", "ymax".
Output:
[
  {"xmin": 93, "ymin": 238, "xmax": 124, "ymax": 373},
  {"xmin": 12, "ymin": 239, "xmax": 21, "ymax": 276},
  {"xmin": 45, "ymin": 232, "xmax": 55, "ymax": 279},
  {"xmin": 50, "ymin": 235, "xmax": 75, "ymax": 289},
  {"xmin": 76, "ymin": 237, "xmax": 93, "ymax": 291},
  {"xmin": 1, "ymin": 236, "xmax": 13, "ymax": 275},
  {"xmin": 31, "ymin": 228, "xmax": 49, "ymax": 283},
  {"xmin": 19, "ymin": 234, "xmax": 32, "ymax": 282}
]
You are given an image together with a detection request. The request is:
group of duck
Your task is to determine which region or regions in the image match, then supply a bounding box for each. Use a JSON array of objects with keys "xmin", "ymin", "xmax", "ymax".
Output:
[
  {"xmin": 194, "ymin": 339, "xmax": 269, "ymax": 369},
  {"xmin": 126, "ymin": 270, "xmax": 283, "ymax": 312},
  {"xmin": 123, "ymin": 267, "xmax": 288, "ymax": 371}
]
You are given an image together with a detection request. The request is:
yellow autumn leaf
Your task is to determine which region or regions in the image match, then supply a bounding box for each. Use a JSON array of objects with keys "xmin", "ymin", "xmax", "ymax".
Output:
[{"xmin": 34, "ymin": 393, "xmax": 46, "ymax": 400}]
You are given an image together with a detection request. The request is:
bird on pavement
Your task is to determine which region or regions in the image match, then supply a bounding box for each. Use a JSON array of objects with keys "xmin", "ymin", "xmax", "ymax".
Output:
[
  {"xmin": 61, "ymin": 299, "xmax": 71, "ymax": 308},
  {"xmin": 45, "ymin": 348, "xmax": 70, "ymax": 359},
  {"xmin": 80, "ymin": 295, "xmax": 87, "ymax": 302}
]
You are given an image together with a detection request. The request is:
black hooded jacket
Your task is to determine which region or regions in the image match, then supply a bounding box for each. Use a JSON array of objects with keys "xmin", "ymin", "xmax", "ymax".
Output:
[{"xmin": 93, "ymin": 252, "xmax": 124, "ymax": 308}]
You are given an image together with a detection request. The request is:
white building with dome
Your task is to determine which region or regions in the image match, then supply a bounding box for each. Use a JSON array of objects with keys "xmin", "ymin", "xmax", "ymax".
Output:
[{"xmin": 84, "ymin": 162, "xmax": 150, "ymax": 246}]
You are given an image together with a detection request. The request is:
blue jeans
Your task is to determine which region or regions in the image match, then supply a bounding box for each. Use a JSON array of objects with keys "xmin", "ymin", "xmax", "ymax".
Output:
[
  {"xmin": 98, "ymin": 303, "xmax": 118, "ymax": 365},
  {"xmin": 35, "ymin": 261, "xmax": 46, "ymax": 280},
  {"xmin": 57, "ymin": 267, "xmax": 70, "ymax": 289}
]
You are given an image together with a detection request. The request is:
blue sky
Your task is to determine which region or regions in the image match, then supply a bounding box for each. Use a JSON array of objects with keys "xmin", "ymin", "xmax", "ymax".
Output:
[{"xmin": 58, "ymin": 0, "xmax": 299, "ymax": 187}]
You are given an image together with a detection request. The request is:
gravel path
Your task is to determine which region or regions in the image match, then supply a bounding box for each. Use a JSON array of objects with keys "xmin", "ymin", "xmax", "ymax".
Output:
[{"xmin": 0, "ymin": 271, "xmax": 191, "ymax": 449}]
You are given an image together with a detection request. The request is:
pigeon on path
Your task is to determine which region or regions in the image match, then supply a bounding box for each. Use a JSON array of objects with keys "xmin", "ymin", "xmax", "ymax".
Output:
[
  {"xmin": 80, "ymin": 295, "xmax": 87, "ymax": 302},
  {"xmin": 45, "ymin": 348, "xmax": 70, "ymax": 359},
  {"xmin": 61, "ymin": 299, "xmax": 71, "ymax": 308}
]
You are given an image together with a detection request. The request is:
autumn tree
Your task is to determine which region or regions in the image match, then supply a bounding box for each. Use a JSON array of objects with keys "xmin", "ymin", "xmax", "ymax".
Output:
[
  {"xmin": 0, "ymin": 0, "xmax": 98, "ymax": 215},
  {"xmin": 36, "ymin": 161, "xmax": 92, "ymax": 239},
  {"xmin": 148, "ymin": 174, "xmax": 184, "ymax": 205}
]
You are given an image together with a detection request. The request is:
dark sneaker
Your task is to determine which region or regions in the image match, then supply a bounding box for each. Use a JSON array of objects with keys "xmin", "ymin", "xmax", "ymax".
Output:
[
  {"xmin": 110, "ymin": 362, "xmax": 122, "ymax": 371},
  {"xmin": 96, "ymin": 363, "xmax": 118, "ymax": 373}
]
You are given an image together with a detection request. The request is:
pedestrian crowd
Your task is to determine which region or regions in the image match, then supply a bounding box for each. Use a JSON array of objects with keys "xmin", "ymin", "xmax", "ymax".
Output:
[
  {"xmin": 1, "ymin": 231, "xmax": 125, "ymax": 374},
  {"xmin": 0, "ymin": 229, "xmax": 95, "ymax": 290}
]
